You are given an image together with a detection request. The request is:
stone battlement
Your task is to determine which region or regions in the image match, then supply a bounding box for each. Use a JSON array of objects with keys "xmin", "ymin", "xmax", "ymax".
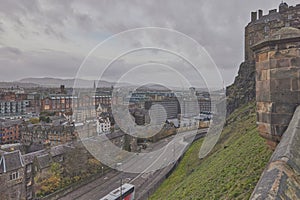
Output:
[{"xmin": 245, "ymin": 2, "xmax": 300, "ymax": 62}]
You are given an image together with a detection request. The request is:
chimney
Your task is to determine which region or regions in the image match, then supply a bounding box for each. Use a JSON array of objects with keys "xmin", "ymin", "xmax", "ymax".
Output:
[
  {"xmin": 258, "ymin": 10, "xmax": 263, "ymax": 19},
  {"xmin": 269, "ymin": 9, "xmax": 277, "ymax": 14},
  {"xmin": 251, "ymin": 11, "xmax": 257, "ymax": 22},
  {"xmin": 60, "ymin": 85, "xmax": 65, "ymax": 94}
]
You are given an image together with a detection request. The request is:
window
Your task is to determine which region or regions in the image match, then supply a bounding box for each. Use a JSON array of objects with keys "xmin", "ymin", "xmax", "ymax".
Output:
[
  {"xmin": 9, "ymin": 171, "xmax": 19, "ymax": 180},
  {"xmin": 288, "ymin": 14, "xmax": 293, "ymax": 20},
  {"xmin": 26, "ymin": 165, "xmax": 32, "ymax": 173},
  {"xmin": 264, "ymin": 26, "xmax": 270, "ymax": 33}
]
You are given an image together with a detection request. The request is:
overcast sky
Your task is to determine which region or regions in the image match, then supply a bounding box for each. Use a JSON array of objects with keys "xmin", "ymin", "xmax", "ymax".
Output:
[{"xmin": 0, "ymin": 0, "xmax": 299, "ymax": 86}]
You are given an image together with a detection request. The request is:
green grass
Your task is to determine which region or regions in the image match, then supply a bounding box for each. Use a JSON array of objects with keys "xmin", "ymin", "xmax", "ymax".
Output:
[{"xmin": 150, "ymin": 102, "xmax": 273, "ymax": 200}]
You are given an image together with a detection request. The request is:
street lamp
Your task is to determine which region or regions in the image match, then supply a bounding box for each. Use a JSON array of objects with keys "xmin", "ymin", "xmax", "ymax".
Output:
[{"xmin": 116, "ymin": 162, "xmax": 123, "ymax": 200}]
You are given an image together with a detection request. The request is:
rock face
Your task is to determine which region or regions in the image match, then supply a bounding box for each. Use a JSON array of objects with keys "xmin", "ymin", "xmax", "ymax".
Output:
[{"xmin": 226, "ymin": 61, "xmax": 256, "ymax": 115}]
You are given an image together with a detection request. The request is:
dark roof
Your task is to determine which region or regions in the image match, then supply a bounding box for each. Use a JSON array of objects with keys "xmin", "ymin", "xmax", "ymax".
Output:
[
  {"xmin": 106, "ymin": 130, "xmax": 125, "ymax": 140},
  {"xmin": 36, "ymin": 154, "xmax": 52, "ymax": 169},
  {"xmin": 23, "ymin": 149, "xmax": 45, "ymax": 165},
  {"xmin": 23, "ymin": 143, "xmax": 70, "ymax": 165},
  {"xmin": 0, "ymin": 119, "xmax": 22, "ymax": 128},
  {"xmin": 0, "ymin": 150, "xmax": 24, "ymax": 173},
  {"xmin": 50, "ymin": 145, "xmax": 65, "ymax": 157}
]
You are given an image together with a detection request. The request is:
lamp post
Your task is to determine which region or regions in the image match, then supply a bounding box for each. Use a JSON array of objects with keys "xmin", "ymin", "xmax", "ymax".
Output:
[{"xmin": 116, "ymin": 162, "xmax": 123, "ymax": 200}]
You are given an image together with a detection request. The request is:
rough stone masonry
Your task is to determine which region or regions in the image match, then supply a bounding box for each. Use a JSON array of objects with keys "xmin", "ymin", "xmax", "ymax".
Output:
[{"xmin": 252, "ymin": 27, "xmax": 300, "ymax": 149}]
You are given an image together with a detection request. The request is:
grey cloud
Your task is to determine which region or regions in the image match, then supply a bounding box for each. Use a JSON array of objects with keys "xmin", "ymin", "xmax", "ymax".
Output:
[
  {"xmin": 0, "ymin": 47, "xmax": 82, "ymax": 81},
  {"xmin": 0, "ymin": 46, "xmax": 22, "ymax": 57},
  {"xmin": 1, "ymin": 0, "xmax": 300, "ymax": 85}
]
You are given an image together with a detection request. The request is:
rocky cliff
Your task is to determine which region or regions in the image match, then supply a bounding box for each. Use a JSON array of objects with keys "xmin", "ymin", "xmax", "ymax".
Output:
[{"xmin": 226, "ymin": 61, "xmax": 256, "ymax": 115}]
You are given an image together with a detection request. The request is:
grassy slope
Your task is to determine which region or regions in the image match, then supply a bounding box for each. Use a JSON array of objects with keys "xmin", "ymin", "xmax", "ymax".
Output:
[{"xmin": 150, "ymin": 102, "xmax": 273, "ymax": 200}]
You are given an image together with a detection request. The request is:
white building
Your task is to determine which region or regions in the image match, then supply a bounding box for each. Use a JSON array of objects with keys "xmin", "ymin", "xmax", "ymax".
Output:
[
  {"xmin": 96, "ymin": 117, "xmax": 111, "ymax": 134},
  {"xmin": 0, "ymin": 100, "xmax": 27, "ymax": 116}
]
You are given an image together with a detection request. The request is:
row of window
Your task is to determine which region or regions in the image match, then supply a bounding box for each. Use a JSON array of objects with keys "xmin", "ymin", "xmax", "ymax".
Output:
[
  {"xmin": 0, "ymin": 131, "xmax": 17, "ymax": 136},
  {"xmin": 9, "ymin": 171, "xmax": 19, "ymax": 181}
]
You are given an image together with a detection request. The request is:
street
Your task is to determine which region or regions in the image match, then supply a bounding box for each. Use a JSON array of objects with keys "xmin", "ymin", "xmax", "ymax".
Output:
[{"xmin": 58, "ymin": 129, "xmax": 207, "ymax": 200}]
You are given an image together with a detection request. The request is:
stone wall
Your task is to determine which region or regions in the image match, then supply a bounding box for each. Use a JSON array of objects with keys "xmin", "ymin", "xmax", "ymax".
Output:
[
  {"xmin": 245, "ymin": 3, "xmax": 300, "ymax": 62},
  {"xmin": 250, "ymin": 105, "xmax": 300, "ymax": 199},
  {"xmin": 252, "ymin": 27, "xmax": 300, "ymax": 149}
]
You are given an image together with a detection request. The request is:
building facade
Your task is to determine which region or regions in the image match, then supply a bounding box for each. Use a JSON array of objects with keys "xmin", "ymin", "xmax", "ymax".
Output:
[
  {"xmin": 97, "ymin": 117, "xmax": 111, "ymax": 134},
  {"xmin": 20, "ymin": 123, "xmax": 76, "ymax": 147},
  {"xmin": 0, "ymin": 100, "xmax": 27, "ymax": 116},
  {"xmin": 0, "ymin": 119, "xmax": 22, "ymax": 145},
  {"xmin": 0, "ymin": 150, "xmax": 26, "ymax": 200}
]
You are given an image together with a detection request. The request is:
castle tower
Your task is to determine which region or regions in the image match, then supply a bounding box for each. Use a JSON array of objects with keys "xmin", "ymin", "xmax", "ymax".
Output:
[
  {"xmin": 279, "ymin": 2, "xmax": 288, "ymax": 13},
  {"xmin": 252, "ymin": 27, "xmax": 300, "ymax": 149},
  {"xmin": 245, "ymin": 2, "xmax": 300, "ymax": 63}
]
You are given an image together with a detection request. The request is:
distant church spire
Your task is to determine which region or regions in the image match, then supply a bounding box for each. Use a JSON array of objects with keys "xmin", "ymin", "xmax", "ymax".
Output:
[{"xmin": 93, "ymin": 80, "xmax": 96, "ymax": 89}]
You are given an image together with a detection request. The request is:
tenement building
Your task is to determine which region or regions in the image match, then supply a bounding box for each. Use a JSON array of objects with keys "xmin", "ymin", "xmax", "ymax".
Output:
[{"xmin": 0, "ymin": 119, "xmax": 22, "ymax": 144}]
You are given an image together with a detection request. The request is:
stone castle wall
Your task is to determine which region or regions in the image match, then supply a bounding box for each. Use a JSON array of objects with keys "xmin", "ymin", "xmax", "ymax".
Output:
[
  {"xmin": 251, "ymin": 105, "xmax": 300, "ymax": 199},
  {"xmin": 245, "ymin": 3, "xmax": 300, "ymax": 62},
  {"xmin": 252, "ymin": 27, "xmax": 300, "ymax": 148}
]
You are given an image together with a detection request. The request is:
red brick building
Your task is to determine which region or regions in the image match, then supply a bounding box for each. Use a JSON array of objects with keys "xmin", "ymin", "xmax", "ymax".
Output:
[{"xmin": 0, "ymin": 119, "xmax": 22, "ymax": 144}]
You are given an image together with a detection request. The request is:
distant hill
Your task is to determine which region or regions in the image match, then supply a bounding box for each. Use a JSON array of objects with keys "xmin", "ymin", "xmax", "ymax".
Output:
[
  {"xmin": 0, "ymin": 81, "xmax": 40, "ymax": 88},
  {"xmin": 19, "ymin": 77, "xmax": 114, "ymax": 88}
]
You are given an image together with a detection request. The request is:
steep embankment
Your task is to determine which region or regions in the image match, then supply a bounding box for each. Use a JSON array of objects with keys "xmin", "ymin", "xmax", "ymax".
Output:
[{"xmin": 150, "ymin": 102, "xmax": 272, "ymax": 200}]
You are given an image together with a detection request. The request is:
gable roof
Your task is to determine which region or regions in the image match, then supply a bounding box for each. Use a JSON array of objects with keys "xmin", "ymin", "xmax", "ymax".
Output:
[
  {"xmin": 36, "ymin": 154, "xmax": 52, "ymax": 169},
  {"xmin": 50, "ymin": 145, "xmax": 65, "ymax": 157},
  {"xmin": 22, "ymin": 149, "xmax": 45, "ymax": 165},
  {"xmin": 0, "ymin": 150, "xmax": 24, "ymax": 173}
]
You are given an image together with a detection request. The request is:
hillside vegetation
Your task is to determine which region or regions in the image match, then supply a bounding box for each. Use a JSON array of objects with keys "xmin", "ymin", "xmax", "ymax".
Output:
[{"xmin": 150, "ymin": 102, "xmax": 272, "ymax": 200}]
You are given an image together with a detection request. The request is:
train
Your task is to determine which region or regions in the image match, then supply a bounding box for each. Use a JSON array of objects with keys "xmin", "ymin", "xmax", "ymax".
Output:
[{"xmin": 100, "ymin": 183, "xmax": 135, "ymax": 200}]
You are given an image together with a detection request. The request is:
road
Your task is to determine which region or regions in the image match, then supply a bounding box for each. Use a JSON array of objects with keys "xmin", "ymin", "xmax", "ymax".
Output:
[{"xmin": 58, "ymin": 128, "xmax": 207, "ymax": 200}]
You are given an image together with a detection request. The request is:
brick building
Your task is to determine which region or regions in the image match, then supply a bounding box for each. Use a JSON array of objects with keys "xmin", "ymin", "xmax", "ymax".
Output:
[
  {"xmin": 0, "ymin": 119, "xmax": 22, "ymax": 144},
  {"xmin": 20, "ymin": 123, "xmax": 76, "ymax": 147}
]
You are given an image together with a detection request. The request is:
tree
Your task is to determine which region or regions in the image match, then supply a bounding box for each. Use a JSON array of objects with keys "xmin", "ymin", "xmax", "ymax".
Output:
[{"xmin": 29, "ymin": 118, "xmax": 39, "ymax": 124}]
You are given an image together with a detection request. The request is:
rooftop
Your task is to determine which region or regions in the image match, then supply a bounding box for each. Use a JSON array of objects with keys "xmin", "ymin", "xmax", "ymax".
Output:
[{"xmin": 0, "ymin": 150, "xmax": 24, "ymax": 173}]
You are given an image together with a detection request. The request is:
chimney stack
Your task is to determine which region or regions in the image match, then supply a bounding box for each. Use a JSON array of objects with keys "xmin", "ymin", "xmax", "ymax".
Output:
[
  {"xmin": 60, "ymin": 85, "xmax": 65, "ymax": 94},
  {"xmin": 258, "ymin": 10, "xmax": 263, "ymax": 19},
  {"xmin": 251, "ymin": 11, "xmax": 257, "ymax": 22}
]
